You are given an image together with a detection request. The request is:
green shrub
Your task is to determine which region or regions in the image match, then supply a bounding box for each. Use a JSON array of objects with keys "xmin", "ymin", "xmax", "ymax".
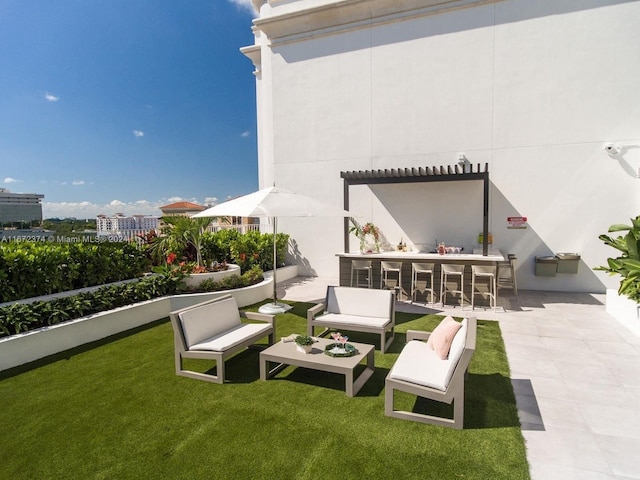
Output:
[
  {"xmin": 0, "ymin": 242, "xmax": 150, "ymax": 303},
  {"xmin": 228, "ymin": 230, "xmax": 288, "ymax": 273},
  {"xmin": 181, "ymin": 266, "xmax": 264, "ymax": 294},
  {"xmin": 200, "ymin": 229, "xmax": 240, "ymax": 265},
  {"xmin": 0, "ymin": 274, "xmax": 180, "ymax": 337}
]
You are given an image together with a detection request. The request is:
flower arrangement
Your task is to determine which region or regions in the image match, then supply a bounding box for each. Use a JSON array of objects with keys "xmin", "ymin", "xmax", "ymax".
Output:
[{"xmin": 349, "ymin": 218, "xmax": 381, "ymax": 253}]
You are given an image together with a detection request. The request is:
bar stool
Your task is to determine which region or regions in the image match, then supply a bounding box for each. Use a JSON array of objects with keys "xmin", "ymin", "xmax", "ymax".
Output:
[
  {"xmin": 440, "ymin": 264, "xmax": 465, "ymax": 307},
  {"xmin": 380, "ymin": 261, "xmax": 403, "ymax": 299},
  {"xmin": 411, "ymin": 262, "xmax": 435, "ymax": 304},
  {"xmin": 471, "ymin": 265, "xmax": 497, "ymax": 311},
  {"xmin": 350, "ymin": 259, "xmax": 372, "ymax": 288},
  {"xmin": 497, "ymin": 254, "xmax": 518, "ymax": 299}
]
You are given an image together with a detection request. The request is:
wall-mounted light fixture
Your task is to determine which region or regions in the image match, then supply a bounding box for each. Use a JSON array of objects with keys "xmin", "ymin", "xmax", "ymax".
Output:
[{"xmin": 604, "ymin": 143, "xmax": 621, "ymax": 155}]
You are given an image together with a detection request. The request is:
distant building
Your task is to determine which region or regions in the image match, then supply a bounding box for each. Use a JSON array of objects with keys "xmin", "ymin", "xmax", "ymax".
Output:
[
  {"xmin": 96, "ymin": 213, "xmax": 160, "ymax": 235},
  {"xmin": 159, "ymin": 201, "xmax": 206, "ymax": 217},
  {"xmin": 159, "ymin": 200, "xmax": 259, "ymax": 233},
  {"xmin": 0, "ymin": 188, "xmax": 44, "ymax": 227}
]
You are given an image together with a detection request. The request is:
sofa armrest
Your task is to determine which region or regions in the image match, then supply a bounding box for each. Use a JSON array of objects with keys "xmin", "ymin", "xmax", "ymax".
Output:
[
  {"xmin": 307, "ymin": 302, "xmax": 325, "ymax": 322},
  {"xmin": 406, "ymin": 330, "xmax": 431, "ymax": 342},
  {"xmin": 241, "ymin": 311, "xmax": 275, "ymax": 325}
]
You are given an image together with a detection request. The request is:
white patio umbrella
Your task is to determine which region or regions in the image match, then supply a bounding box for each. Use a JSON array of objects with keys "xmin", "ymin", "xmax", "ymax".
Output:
[{"xmin": 193, "ymin": 186, "xmax": 351, "ymax": 314}]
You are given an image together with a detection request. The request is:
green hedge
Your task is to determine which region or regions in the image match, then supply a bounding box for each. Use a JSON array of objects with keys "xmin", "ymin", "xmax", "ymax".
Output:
[
  {"xmin": 0, "ymin": 274, "xmax": 179, "ymax": 337},
  {"xmin": 0, "ymin": 242, "xmax": 150, "ymax": 303},
  {"xmin": 0, "ymin": 230, "xmax": 289, "ymax": 304},
  {"xmin": 0, "ymin": 268, "xmax": 265, "ymax": 337}
]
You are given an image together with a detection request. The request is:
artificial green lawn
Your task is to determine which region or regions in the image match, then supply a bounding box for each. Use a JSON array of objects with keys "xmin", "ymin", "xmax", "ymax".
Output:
[{"xmin": 0, "ymin": 302, "xmax": 529, "ymax": 479}]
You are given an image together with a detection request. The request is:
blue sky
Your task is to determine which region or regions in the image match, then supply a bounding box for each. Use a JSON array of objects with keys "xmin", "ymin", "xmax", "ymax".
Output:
[{"xmin": 0, "ymin": 0, "xmax": 258, "ymax": 219}]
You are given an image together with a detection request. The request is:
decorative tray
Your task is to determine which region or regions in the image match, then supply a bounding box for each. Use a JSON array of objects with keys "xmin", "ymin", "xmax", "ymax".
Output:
[{"xmin": 324, "ymin": 343, "xmax": 358, "ymax": 357}]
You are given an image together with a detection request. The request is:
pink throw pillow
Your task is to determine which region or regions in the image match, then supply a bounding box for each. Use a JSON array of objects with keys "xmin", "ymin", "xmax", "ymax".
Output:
[{"xmin": 426, "ymin": 316, "xmax": 462, "ymax": 360}]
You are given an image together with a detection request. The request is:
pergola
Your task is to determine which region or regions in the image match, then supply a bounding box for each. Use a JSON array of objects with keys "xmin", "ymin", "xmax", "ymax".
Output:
[{"xmin": 340, "ymin": 163, "xmax": 491, "ymax": 255}]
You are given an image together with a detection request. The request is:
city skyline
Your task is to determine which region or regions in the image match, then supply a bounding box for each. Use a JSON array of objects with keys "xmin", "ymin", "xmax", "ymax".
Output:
[{"xmin": 1, "ymin": 0, "xmax": 258, "ymax": 219}]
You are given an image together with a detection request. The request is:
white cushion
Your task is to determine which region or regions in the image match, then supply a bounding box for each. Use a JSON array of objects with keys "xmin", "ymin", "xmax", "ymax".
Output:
[
  {"xmin": 326, "ymin": 287, "xmax": 393, "ymax": 318},
  {"xmin": 389, "ymin": 319, "xmax": 468, "ymax": 391},
  {"xmin": 179, "ymin": 297, "xmax": 241, "ymax": 348},
  {"xmin": 314, "ymin": 312, "xmax": 391, "ymax": 328},
  {"xmin": 190, "ymin": 323, "xmax": 272, "ymax": 352}
]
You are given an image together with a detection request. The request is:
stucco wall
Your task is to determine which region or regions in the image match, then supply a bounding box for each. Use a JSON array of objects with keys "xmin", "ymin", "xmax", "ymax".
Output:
[{"xmin": 249, "ymin": 0, "xmax": 640, "ymax": 291}]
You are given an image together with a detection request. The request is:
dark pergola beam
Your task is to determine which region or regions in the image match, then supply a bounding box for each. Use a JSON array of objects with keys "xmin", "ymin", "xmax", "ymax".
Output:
[{"xmin": 341, "ymin": 164, "xmax": 490, "ymax": 255}]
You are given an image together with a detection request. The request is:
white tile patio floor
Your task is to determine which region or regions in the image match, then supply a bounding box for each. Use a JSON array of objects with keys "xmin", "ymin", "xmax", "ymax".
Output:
[{"xmin": 278, "ymin": 276, "xmax": 640, "ymax": 480}]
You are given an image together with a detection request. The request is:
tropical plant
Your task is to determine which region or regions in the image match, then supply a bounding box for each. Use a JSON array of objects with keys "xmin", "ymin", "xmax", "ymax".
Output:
[
  {"xmin": 595, "ymin": 215, "xmax": 640, "ymax": 302},
  {"xmin": 148, "ymin": 216, "xmax": 217, "ymax": 267}
]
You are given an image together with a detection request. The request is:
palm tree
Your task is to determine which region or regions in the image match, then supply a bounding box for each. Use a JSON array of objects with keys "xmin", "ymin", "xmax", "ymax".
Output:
[{"xmin": 149, "ymin": 216, "xmax": 218, "ymax": 267}]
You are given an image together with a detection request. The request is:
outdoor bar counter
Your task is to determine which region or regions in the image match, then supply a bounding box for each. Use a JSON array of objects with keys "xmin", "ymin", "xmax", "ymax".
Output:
[{"xmin": 336, "ymin": 250, "xmax": 505, "ymax": 303}]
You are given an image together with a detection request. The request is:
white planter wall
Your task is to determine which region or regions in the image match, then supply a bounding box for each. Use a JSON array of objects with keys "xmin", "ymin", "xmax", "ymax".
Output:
[
  {"xmin": 0, "ymin": 265, "xmax": 298, "ymax": 372},
  {"xmin": 181, "ymin": 264, "xmax": 241, "ymax": 288}
]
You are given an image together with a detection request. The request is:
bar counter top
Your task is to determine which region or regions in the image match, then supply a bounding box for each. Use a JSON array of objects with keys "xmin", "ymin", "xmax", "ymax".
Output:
[{"xmin": 337, "ymin": 249, "xmax": 504, "ymax": 262}]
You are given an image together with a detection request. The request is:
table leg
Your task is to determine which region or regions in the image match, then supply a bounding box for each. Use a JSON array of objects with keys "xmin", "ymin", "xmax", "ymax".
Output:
[{"xmin": 348, "ymin": 349, "xmax": 375, "ymax": 397}]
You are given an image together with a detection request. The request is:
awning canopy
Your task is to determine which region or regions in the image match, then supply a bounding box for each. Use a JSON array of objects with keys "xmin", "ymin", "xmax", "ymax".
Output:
[{"xmin": 340, "ymin": 163, "xmax": 491, "ymax": 255}]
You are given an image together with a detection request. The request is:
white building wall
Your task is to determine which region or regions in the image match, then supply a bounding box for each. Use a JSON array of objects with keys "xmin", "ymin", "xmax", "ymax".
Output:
[
  {"xmin": 96, "ymin": 214, "xmax": 159, "ymax": 234},
  {"xmin": 249, "ymin": 0, "xmax": 640, "ymax": 291}
]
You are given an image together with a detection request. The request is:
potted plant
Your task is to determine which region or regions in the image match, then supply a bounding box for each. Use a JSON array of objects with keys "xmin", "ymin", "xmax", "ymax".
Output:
[
  {"xmin": 294, "ymin": 335, "xmax": 315, "ymax": 354},
  {"xmin": 596, "ymin": 215, "xmax": 640, "ymax": 302},
  {"xmin": 595, "ymin": 215, "xmax": 640, "ymax": 336}
]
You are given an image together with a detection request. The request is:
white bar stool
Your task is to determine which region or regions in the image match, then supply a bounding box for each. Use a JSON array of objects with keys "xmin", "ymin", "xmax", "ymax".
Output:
[
  {"xmin": 440, "ymin": 264, "xmax": 465, "ymax": 307},
  {"xmin": 471, "ymin": 265, "xmax": 497, "ymax": 311},
  {"xmin": 411, "ymin": 262, "xmax": 435, "ymax": 304},
  {"xmin": 350, "ymin": 259, "xmax": 372, "ymax": 288},
  {"xmin": 497, "ymin": 254, "xmax": 518, "ymax": 299},
  {"xmin": 380, "ymin": 261, "xmax": 403, "ymax": 299}
]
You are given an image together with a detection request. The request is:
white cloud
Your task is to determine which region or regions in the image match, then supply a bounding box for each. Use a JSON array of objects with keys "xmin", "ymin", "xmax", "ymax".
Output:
[
  {"xmin": 44, "ymin": 92, "xmax": 59, "ymax": 102},
  {"xmin": 133, "ymin": 130, "xmax": 144, "ymax": 137},
  {"xmin": 241, "ymin": 130, "xmax": 250, "ymax": 137},
  {"xmin": 72, "ymin": 180, "xmax": 85, "ymax": 186},
  {"xmin": 228, "ymin": 0, "xmax": 256, "ymax": 14},
  {"xmin": 4, "ymin": 177, "xmax": 21, "ymax": 184},
  {"xmin": 204, "ymin": 196, "xmax": 218, "ymax": 206},
  {"xmin": 41, "ymin": 196, "xmax": 214, "ymax": 219}
]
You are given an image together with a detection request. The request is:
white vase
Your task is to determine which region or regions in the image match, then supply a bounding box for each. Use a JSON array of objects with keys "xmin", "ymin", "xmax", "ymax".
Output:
[{"xmin": 296, "ymin": 344, "xmax": 313, "ymax": 354}]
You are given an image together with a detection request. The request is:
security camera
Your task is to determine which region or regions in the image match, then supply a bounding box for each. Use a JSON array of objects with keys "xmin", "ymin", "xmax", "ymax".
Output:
[{"xmin": 604, "ymin": 144, "xmax": 620, "ymax": 155}]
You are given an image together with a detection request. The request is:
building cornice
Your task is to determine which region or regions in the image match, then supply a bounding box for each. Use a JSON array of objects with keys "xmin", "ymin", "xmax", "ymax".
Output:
[
  {"xmin": 240, "ymin": 44, "xmax": 262, "ymax": 76},
  {"xmin": 253, "ymin": 0, "xmax": 501, "ymax": 45}
]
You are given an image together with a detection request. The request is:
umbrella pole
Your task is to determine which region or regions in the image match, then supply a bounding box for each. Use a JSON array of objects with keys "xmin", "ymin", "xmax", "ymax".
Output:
[
  {"xmin": 272, "ymin": 217, "xmax": 277, "ymax": 305},
  {"xmin": 258, "ymin": 216, "xmax": 292, "ymax": 314}
]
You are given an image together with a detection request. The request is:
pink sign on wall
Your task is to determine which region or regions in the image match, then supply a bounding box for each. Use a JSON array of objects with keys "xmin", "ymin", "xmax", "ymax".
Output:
[{"xmin": 507, "ymin": 216, "xmax": 527, "ymax": 229}]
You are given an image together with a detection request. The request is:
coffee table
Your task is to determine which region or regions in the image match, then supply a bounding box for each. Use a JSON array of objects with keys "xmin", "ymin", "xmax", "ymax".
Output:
[{"xmin": 259, "ymin": 337, "xmax": 375, "ymax": 397}]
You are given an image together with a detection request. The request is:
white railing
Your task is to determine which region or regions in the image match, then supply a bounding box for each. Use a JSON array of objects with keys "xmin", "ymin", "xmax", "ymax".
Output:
[{"xmin": 207, "ymin": 224, "xmax": 261, "ymax": 234}]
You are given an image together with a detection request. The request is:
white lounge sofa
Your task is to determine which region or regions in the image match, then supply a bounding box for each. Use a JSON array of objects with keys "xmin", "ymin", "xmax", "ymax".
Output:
[
  {"xmin": 385, "ymin": 317, "xmax": 477, "ymax": 429},
  {"xmin": 307, "ymin": 286, "xmax": 395, "ymax": 353},
  {"xmin": 169, "ymin": 294, "xmax": 275, "ymax": 384}
]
